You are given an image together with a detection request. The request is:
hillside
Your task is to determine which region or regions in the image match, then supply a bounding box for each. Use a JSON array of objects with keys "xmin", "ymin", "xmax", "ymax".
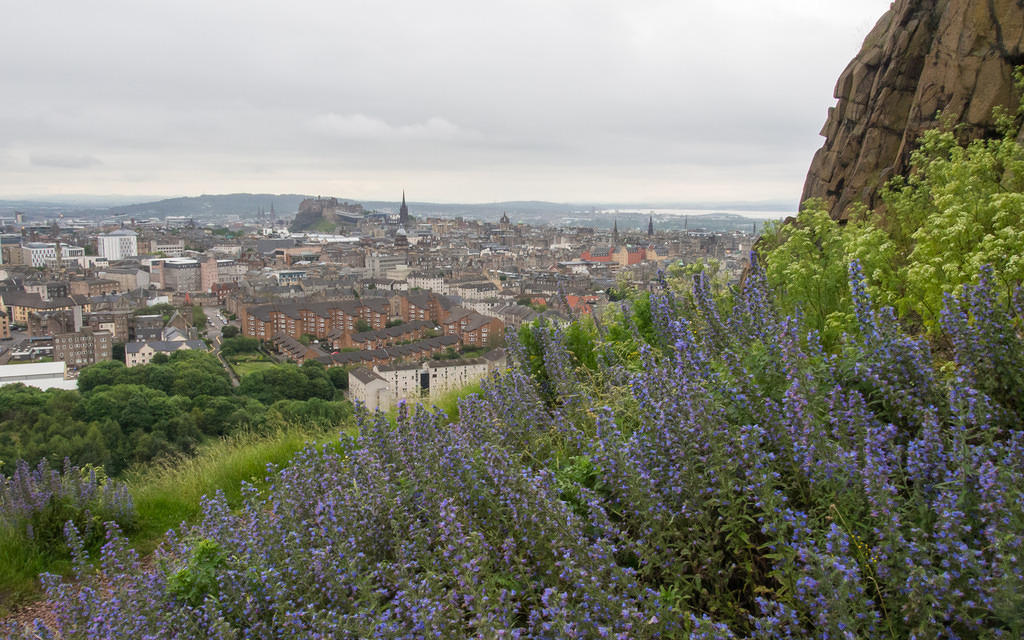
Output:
[
  {"xmin": 5, "ymin": 256, "xmax": 1023, "ymax": 637},
  {"xmin": 106, "ymin": 193, "xmax": 310, "ymax": 220}
]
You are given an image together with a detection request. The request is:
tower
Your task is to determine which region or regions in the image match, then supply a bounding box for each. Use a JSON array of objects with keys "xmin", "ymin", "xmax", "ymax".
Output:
[
  {"xmin": 399, "ymin": 191, "xmax": 409, "ymax": 227},
  {"xmin": 648, "ymin": 216, "xmax": 654, "ymax": 237},
  {"xmin": 612, "ymin": 219, "xmax": 619, "ymax": 248}
]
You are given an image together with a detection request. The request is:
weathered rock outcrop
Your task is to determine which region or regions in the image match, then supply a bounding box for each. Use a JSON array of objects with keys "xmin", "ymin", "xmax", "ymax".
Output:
[
  {"xmin": 290, "ymin": 197, "xmax": 365, "ymax": 232},
  {"xmin": 803, "ymin": 0, "xmax": 1024, "ymax": 220}
]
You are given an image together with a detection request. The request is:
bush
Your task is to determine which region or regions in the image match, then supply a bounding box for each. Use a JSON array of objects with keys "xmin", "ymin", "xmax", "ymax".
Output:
[{"xmin": 0, "ymin": 459, "xmax": 135, "ymax": 555}]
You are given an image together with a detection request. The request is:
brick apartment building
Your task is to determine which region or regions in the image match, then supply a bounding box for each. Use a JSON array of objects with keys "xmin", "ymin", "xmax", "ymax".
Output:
[
  {"xmin": 53, "ymin": 328, "xmax": 112, "ymax": 370},
  {"xmin": 241, "ymin": 297, "xmax": 390, "ymax": 341},
  {"xmin": 440, "ymin": 307, "xmax": 504, "ymax": 347}
]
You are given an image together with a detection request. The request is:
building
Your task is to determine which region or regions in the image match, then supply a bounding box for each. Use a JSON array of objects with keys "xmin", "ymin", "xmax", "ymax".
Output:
[
  {"xmin": 132, "ymin": 314, "xmax": 165, "ymax": 341},
  {"xmin": 124, "ymin": 339, "xmax": 208, "ymax": 367},
  {"xmin": 242, "ymin": 298, "xmax": 391, "ymax": 341},
  {"xmin": 399, "ymin": 292, "xmax": 444, "ymax": 324},
  {"xmin": 97, "ymin": 229, "xmax": 139, "ymax": 261},
  {"xmin": 348, "ymin": 357, "xmax": 490, "ymax": 413},
  {"xmin": 53, "ymin": 328, "xmax": 112, "ymax": 370},
  {"xmin": 399, "ymin": 191, "xmax": 409, "ymax": 227},
  {"xmin": 367, "ymin": 253, "xmax": 407, "ymax": 278},
  {"xmin": 98, "ymin": 267, "xmax": 150, "ymax": 292},
  {"xmin": 0, "ymin": 361, "xmax": 76, "ymax": 391},
  {"xmin": 200, "ymin": 257, "xmax": 246, "ymax": 292},
  {"xmin": 153, "ymin": 258, "xmax": 201, "ymax": 292},
  {"xmin": 24, "ymin": 281, "xmax": 69, "ymax": 301},
  {"xmin": 348, "ymin": 367, "xmax": 392, "ymax": 413},
  {"xmin": 70, "ymin": 278, "xmax": 120, "ymax": 297},
  {"xmin": 1, "ymin": 292, "xmax": 89, "ymax": 327},
  {"xmin": 440, "ymin": 307, "xmax": 504, "ymax": 347},
  {"xmin": 19, "ymin": 242, "xmax": 86, "ymax": 268},
  {"xmin": 144, "ymin": 238, "xmax": 184, "ymax": 257}
]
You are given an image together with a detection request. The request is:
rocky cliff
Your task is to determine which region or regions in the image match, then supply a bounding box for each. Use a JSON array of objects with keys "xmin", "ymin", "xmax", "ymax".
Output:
[{"xmin": 803, "ymin": 0, "xmax": 1024, "ymax": 220}]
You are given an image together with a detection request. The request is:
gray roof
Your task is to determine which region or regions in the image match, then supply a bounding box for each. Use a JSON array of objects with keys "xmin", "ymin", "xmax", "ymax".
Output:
[
  {"xmin": 350, "ymin": 367, "xmax": 385, "ymax": 385},
  {"xmin": 125, "ymin": 340, "xmax": 207, "ymax": 354}
]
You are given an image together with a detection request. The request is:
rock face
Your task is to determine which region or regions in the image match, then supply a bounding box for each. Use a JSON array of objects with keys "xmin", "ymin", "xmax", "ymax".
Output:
[
  {"xmin": 290, "ymin": 197, "xmax": 365, "ymax": 232},
  {"xmin": 803, "ymin": 0, "xmax": 1024, "ymax": 219}
]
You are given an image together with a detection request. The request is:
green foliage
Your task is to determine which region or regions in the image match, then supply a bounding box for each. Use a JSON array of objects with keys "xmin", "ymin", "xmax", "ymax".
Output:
[
  {"xmin": 0, "ymin": 348, "xmax": 353, "ymax": 477},
  {"xmin": 327, "ymin": 366, "xmax": 349, "ymax": 391},
  {"xmin": 220, "ymin": 336, "xmax": 260, "ymax": 356},
  {"xmin": 221, "ymin": 325, "xmax": 240, "ymax": 339},
  {"xmin": 355, "ymin": 319, "xmax": 371, "ymax": 333},
  {"xmin": 762, "ymin": 71, "xmax": 1024, "ymax": 337},
  {"xmin": 760, "ymin": 202, "xmax": 862, "ymax": 345},
  {"xmin": 237, "ymin": 362, "xmax": 334, "ymax": 405},
  {"xmin": 166, "ymin": 538, "xmax": 226, "ymax": 606},
  {"xmin": 884, "ymin": 125, "xmax": 1024, "ymax": 329},
  {"xmin": 191, "ymin": 306, "xmax": 207, "ymax": 329}
]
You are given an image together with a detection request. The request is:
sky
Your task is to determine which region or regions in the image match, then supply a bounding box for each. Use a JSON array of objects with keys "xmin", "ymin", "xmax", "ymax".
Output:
[{"xmin": 0, "ymin": 0, "xmax": 893, "ymax": 206}]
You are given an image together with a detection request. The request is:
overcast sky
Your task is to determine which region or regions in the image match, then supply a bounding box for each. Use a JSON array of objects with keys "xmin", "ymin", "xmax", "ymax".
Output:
[{"xmin": 0, "ymin": 0, "xmax": 892, "ymax": 205}]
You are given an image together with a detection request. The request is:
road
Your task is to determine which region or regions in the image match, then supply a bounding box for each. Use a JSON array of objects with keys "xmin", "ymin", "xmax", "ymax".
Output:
[{"xmin": 203, "ymin": 306, "xmax": 241, "ymax": 386}]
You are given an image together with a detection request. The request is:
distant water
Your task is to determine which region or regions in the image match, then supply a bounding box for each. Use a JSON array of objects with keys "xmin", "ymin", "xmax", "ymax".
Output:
[{"xmin": 593, "ymin": 207, "xmax": 792, "ymax": 219}]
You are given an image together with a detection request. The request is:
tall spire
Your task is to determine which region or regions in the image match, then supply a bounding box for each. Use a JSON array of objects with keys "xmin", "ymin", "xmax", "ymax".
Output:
[
  {"xmin": 399, "ymin": 190, "xmax": 409, "ymax": 226},
  {"xmin": 648, "ymin": 215, "xmax": 654, "ymax": 237},
  {"xmin": 612, "ymin": 219, "xmax": 619, "ymax": 247}
]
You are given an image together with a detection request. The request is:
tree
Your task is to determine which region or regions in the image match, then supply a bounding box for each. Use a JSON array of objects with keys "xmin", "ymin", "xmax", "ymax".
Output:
[
  {"xmin": 327, "ymin": 366, "xmax": 350, "ymax": 391},
  {"xmin": 221, "ymin": 325, "xmax": 240, "ymax": 339},
  {"xmin": 220, "ymin": 336, "xmax": 260, "ymax": 356},
  {"xmin": 77, "ymin": 360, "xmax": 128, "ymax": 393}
]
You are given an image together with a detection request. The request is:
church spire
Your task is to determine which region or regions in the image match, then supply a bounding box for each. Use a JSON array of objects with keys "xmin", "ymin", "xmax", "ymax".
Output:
[
  {"xmin": 648, "ymin": 215, "xmax": 654, "ymax": 237},
  {"xmin": 399, "ymin": 191, "xmax": 409, "ymax": 226},
  {"xmin": 612, "ymin": 219, "xmax": 619, "ymax": 247}
]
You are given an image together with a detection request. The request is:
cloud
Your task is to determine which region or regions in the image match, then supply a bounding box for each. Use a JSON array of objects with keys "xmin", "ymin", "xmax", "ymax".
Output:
[
  {"xmin": 308, "ymin": 113, "xmax": 470, "ymax": 142},
  {"xmin": 30, "ymin": 152, "xmax": 102, "ymax": 169}
]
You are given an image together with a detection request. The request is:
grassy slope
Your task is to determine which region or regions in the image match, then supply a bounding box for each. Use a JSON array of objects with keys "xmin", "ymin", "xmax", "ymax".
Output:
[
  {"xmin": 0, "ymin": 381, "xmax": 481, "ymax": 614},
  {"xmin": 0, "ymin": 424, "xmax": 345, "ymax": 614}
]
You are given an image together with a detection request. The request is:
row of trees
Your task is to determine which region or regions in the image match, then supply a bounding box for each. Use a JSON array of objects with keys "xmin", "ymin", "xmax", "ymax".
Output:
[{"xmin": 0, "ymin": 351, "xmax": 351, "ymax": 476}]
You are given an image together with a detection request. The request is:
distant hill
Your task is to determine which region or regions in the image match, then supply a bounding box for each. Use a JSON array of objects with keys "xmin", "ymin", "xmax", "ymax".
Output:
[{"xmin": 106, "ymin": 193, "xmax": 311, "ymax": 219}]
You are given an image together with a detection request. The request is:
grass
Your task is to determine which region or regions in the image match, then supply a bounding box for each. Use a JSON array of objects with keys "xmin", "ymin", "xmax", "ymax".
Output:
[
  {"xmin": 0, "ymin": 422, "xmax": 350, "ymax": 614},
  {"xmin": 227, "ymin": 353, "xmax": 278, "ymax": 378},
  {"xmin": 127, "ymin": 424, "xmax": 345, "ymax": 548},
  {"xmin": 0, "ymin": 380, "xmax": 483, "ymax": 616},
  {"xmin": 0, "ymin": 531, "xmax": 70, "ymax": 614},
  {"xmin": 310, "ymin": 218, "xmax": 338, "ymax": 233}
]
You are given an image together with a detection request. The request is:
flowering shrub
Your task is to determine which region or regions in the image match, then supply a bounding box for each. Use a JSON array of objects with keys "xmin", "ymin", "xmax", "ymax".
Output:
[
  {"xmin": 0, "ymin": 458, "xmax": 135, "ymax": 554},
  {"xmin": 7, "ymin": 255, "xmax": 1024, "ymax": 638}
]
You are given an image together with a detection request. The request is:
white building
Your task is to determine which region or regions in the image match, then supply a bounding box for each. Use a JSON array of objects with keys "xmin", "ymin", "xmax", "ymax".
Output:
[
  {"xmin": 349, "ymin": 357, "xmax": 492, "ymax": 413},
  {"xmin": 125, "ymin": 340, "xmax": 208, "ymax": 367},
  {"xmin": 348, "ymin": 368, "xmax": 392, "ymax": 413},
  {"xmin": 0, "ymin": 361, "xmax": 77, "ymax": 391},
  {"xmin": 21, "ymin": 242, "xmax": 86, "ymax": 268},
  {"xmin": 97, "ymin": 229, "xmax": 139, "ymax": 261}
]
